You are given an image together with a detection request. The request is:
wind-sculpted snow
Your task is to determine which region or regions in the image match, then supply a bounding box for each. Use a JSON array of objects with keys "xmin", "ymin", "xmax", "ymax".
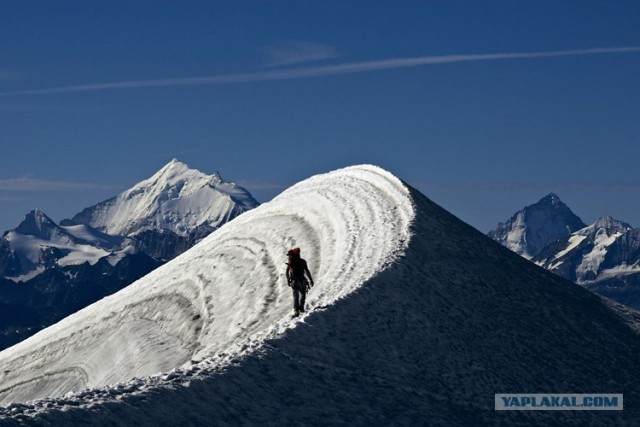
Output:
[
  {"xmin": 0, "ymin": 165, "xmax": 414, "ymax": 405},
  {"xmin": 5, "ymin": 166, "xmax": 640, "ymax": 426}
]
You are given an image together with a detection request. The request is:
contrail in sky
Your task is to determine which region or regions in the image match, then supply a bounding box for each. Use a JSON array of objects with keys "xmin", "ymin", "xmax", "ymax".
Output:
[{"xmin": 2, "ymin": 46, "xmax": 639, "ymax": 97}]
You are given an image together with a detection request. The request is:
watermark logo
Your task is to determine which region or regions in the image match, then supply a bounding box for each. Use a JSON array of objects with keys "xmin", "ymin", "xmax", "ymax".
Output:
[{"xmin": 495, "ymin": 394, "xmax": 623, "ymax": 411}]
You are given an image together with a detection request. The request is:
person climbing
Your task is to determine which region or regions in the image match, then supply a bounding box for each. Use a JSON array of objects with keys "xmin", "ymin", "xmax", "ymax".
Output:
[{"xmin": 286, "ymin": 247, "xmax": 314, "ymax": 317}]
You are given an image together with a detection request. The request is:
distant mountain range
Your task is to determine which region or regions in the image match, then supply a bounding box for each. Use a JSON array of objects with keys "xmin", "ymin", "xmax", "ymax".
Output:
[
  {"xmin": 0, "ymin": 209, "xmax": 134, "ymax": 282},
  {"xmin": 0, "ymin": 160, "xmax": 258, "ymax": 350},
  {"xmin": 489, "ymin": 194, "xmax": 640, "ymax": 308}
]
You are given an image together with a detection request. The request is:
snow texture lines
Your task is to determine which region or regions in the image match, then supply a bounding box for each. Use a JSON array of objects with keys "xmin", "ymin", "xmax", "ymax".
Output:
[{"xmin": 0, "ymin": 165, "xmax": 414, "ymax": 406}]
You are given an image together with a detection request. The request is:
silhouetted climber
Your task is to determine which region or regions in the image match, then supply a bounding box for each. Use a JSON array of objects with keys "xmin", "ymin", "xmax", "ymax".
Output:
[{"xmin": 286, "ymin": 247, "xmax": 314, "ymax": 317}]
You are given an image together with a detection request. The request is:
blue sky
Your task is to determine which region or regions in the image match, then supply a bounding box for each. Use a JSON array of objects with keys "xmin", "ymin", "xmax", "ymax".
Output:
[{"xmin": 1, "ymin": 1, "xmax": 639, "ymax": 233}]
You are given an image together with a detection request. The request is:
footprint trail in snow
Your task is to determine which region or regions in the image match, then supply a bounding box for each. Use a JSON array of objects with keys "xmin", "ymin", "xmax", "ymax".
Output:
[{"xmin": 0, "ymin": 165, "xmax": 414, "ymax": 404}]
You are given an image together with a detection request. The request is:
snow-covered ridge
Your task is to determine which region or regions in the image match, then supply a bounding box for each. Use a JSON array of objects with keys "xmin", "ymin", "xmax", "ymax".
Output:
[
  {"xmin": 3, "ymin": 210, "xmax": 131, "ymax": 281},
  {"xmin": 0, "ymin": 165, "xmax": 414, "ymax": 404},
  {"xmin": 67, "ymin": 159, "xmax": 259, "ymax": 237},
  {"xmin": 492, "ymin": 194, "xmax": 640, "ymax": 301},
  {"xmin": 533, "ymin": 214, "xmax": 633, "ymax": 284},
  {"xmin": 574, "ymin": 216, "xmax": 631, "ymax": 283},
  {"xmin": 488, "ymin": 193, "xmax": 586, "ymax": 260}
]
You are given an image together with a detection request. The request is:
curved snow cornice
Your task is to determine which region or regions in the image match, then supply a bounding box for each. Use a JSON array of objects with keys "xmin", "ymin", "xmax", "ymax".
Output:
[{"xmin": 0, "ymin": 165, "xmax": 414, "ymax": 404}]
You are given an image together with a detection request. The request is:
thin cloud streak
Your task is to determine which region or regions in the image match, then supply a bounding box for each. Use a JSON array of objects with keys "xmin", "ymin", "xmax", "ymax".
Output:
[
  {"xmin": 2, "ymin": 46, "xmax": 640, "ymax": 97},
  {"xmin": 0, "ymin": 177, "xmax": 119, "ymax": 192}
]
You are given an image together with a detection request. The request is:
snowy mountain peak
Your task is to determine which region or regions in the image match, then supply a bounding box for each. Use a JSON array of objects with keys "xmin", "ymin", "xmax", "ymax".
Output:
[
  {"xmin": 572, "ymin": 215, "xmax": 632, "ymax": 241},
  {"xmin": 556, "ymin": 216, "xmax": 635, "ymax": 284},
  {"xmin": 1, "ymin": 210, "xmax": 136, "ymax": 282},
  {"xmin": 514, "ymin": 201, "xmax": 638, "ymax": 288},
  {"xmin": 167, "ymin": 157, "xmax": 183, "ymax": 166},
  {"xmin": 209, "ymin": 171, "xmax": 223, "ymax": 185},
  {"xmin": 590, "ymin": 215, "xmax": 632, "ymax": 234},
  {"xmin": 539, "ymin": 192, "xmax": 561, "ymax": 206},
  {"xmin": 15, "ymin": 209, "xmax": 60, "ymax": 239},
  {"xmin": 488, "ymin": 193, "xmax": 586, "ymax": 259},
  {"xmin": 150, "ymin": 158, "xmax": 192, "ymax": 181},
  {"xmin": 134, "ymin": 158, "xmax": 203, "ymax": 193},
  {"xmin": 151, "ymin": 159, "xmax": 223, "ymax": 187},
  {"xmin": 67, "ymin": 160, "xmax": 259, "ymax": 237}
]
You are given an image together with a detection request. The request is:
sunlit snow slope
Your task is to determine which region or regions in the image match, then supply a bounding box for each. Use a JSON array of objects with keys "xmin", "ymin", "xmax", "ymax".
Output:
[
  {"xmin": 0, "ymin": 165, "xmax": 413, "ymax": 404},
  {"xmin": 4, "ymin": 165, "xmax": 640, "ymax": 426}
]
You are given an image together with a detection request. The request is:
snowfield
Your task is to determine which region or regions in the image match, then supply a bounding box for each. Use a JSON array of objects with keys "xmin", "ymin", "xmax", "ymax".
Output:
[{"xmin": 2, "ymin": 165, "xmax": 640, "ymax": 426}]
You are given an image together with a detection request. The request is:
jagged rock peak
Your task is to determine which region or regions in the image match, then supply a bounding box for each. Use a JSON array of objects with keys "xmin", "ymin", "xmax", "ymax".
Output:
[
  {"xmin": 15, "ymin": 209, "xmax": 59, "ymax": 237},
  {"xmin": 488, "ymin": 193, "xmax": 586, "ymax": 259},
  {"xmin": 538, "ymin": 192, "xmax": 562, "ymax": 206},
  {"xmin": 592, "ymin": 215, "xmax": 632, "ymax": 233}
]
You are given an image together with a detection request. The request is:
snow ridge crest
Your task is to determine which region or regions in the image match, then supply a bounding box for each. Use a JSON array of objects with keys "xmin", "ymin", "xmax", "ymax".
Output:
[{"xmin": 0, "ymin": 164, "xmax": 414, "ymax": 406}]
